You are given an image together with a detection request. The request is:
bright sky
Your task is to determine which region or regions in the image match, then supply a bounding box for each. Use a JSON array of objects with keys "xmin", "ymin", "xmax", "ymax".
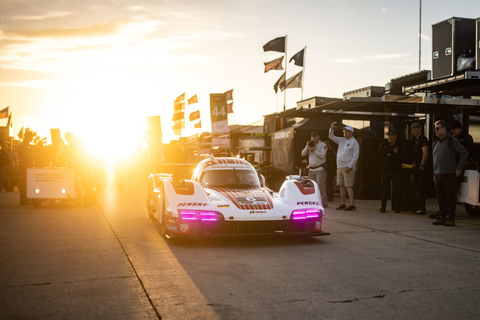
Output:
[{"xmin": 1, "ymin": 0, "xmax": 479, "ymax": 162}]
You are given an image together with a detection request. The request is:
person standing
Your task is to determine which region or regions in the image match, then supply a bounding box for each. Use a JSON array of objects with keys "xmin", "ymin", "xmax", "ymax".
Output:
[
  {"xmin": 0, "ymin": 140, "xmax": 10, "ymax": 192},
  {"xmin": 329, "ymin": 122, "xmax": 359, "ymax": 211},
  {"xmin": 301, "ymin": 131, "xmax": 328, "ymax": 207},
  {"xmin": 449, "ymin": 120, "xmax": 474, "ymax": 161},
  {"xmin": 377, "ymin": 129, "xmax": 403, "ymax": 213},
  {"xmin": 64, "ymin": 132, "xmax": 95, "ymax": 206},
  {"xmin": 432, "ymin": 120, "xmax": 468, "ymax": 226},
  {"xmin": 18, "ymin": 131, "xmax": 35, "ymax": 204},
  {"xmin": 411, "ymin": 122, "xmax": 429, "ymax": 215}
]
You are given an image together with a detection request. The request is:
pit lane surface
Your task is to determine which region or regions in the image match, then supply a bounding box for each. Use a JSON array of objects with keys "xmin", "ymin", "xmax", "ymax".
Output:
[{"xmin": 1, "ymin": 176, "xmax": 480, "ymax": 319}]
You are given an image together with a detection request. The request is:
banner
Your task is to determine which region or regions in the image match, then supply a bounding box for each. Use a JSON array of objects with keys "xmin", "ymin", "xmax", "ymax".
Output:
[
  {"xmin": 282, "ymin": 70, "xmax": 303, "ymax": 90},
  {"xmin": 172, "ymin": 112, "xmax": 185, "ymax": 121},
  {"xmin": 224, "ymin": 89, "xmax": 233, "ymax": 101},
  {"xmin": 0, "ymin": 107, "xmax": 8, "ymax": 119},
  {"xmin": 189, "ymin": 110, "xmax": 200, "ymax": 121},
  {"xmin": 263, "ymin": 36, "xmax": 286, "ymax": 53},
  {"xmin": 210, "ymin": 93, "xmax": 228, "ymax": 148},
  {"xmin": 174, "ymin": 93, "xmax": 185, "ymax": 103},
  {"xmin": 264, "ymin": 56, "xmax": 284, "ymax": 72},
  {"xmin": 289, "ymin": 48, "xmax": 304, "ymax": 67},
  {"xmin": 188, "ymin": 94, "xmax": 198, "ymax": 104},
  {"xmin": 174, "ymin": 102, "xmax": 185, "ymax": 113},
  {"xmin": 273, "ymin": 72, "xmax": 286, "ymax": 93}
]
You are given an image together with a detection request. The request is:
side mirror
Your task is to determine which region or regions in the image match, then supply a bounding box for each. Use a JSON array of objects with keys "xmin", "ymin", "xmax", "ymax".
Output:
[{"xmin": 258, "ymin": 173, "xmax": 266, "ymax": 187}]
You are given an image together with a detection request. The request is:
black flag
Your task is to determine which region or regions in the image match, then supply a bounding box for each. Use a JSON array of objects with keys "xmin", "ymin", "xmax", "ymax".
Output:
[
  {"xmin": 289, "ymin": 48, "xmax": 304, "ymax": 67},
  {"xmin": 263, "ymin": 36, "xmax": 286, "ymax": 53}
]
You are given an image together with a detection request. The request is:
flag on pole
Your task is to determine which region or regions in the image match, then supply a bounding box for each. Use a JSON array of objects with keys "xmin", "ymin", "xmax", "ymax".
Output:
[
  {"xmin": 227, "ymin": 102, "xmax": 233, "ymax": 114},
  {"xmin": 172, "ymin": 112, "xmax": 185, "ymax": 121},
  {"xmin": 188, "ymin": 94, "xmax": 198, "ymax": 104},
  {"xmin": 174, "ymin": 102, "xmax": 185, "ymax": 112},
  {"xmin": 18, "ymin": 127, "xmax": 24, "ymax": 139},
  {"xmin": 174, "ymin": 93, "xmax": 185, "ymax": 103},
  {"xmin": 273, "ymin": 72, "xmax": 286, "ymax": 93},
  {"xmin": 224, "ymin": 89, "xmax": 233, "ymax": 101},
  {"xmin": 289, "ymin": 48, "xmax": 304, "ymax": 67},
  {"xmin": 0, "ymin": 107, "xmax": 8, "ymax": 119},
  {"xmin": 189, "ymin": 110, "xmax": 201, "ymax": 121},
  {"xmin": 280, "ymin": 70, "xmax": 303, "ymax": 91},
  {"xmin": 263, "ymin": 36, "xmax": 286, "ymax": 53},
  {"xmin": 7, "ymin": 112, "xmax": 12, "ymax": 127},
  {"xmin": 172, "ymin": 120, "xmax": 185, "ymax": 136},
  {"xmin": 264, "ymin": 56, "xmax": 284, "ymax": 72}
]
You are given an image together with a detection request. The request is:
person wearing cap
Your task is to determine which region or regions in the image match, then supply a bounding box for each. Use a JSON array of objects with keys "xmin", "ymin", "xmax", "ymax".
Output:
[
  {"xmin": 329, "ymin": 122, "xmax": 359, "ymax": 211},
  {"xmin": 301, "ymin": 131, "xmax": 328, "ymax": 207},
  {"xmin": 411, "ymin": 122, "xmax": 429, "ymax": 215},
  {"xmin": 377, "ymin": 129, "xmax": 404, "ymax": 213},
  {"xmin": 450, "ymin": 120, "xmax": 474, "ymax": 160}
]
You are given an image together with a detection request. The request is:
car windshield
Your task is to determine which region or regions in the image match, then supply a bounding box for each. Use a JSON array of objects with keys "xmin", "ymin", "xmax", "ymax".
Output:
[{"xmin": 201, "ymin": 169, "xmax": 260, "ymax": 188}]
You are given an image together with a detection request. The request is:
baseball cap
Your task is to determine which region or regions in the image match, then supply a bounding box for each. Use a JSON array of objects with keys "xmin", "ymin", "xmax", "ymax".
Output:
[
  {"xmin": 450, "ymin": 120, "xmax": 462, "ymax": 130},
  {"xmin": 386, "ymin": 129, "xmax": 398, "ymax": 135},
  {"xmin": 311, "ymin": 131, "xmax": 320, "ymax": 137},
  {"xmin": 344, "ymin": 125, "xmax": 354, "ymax": 132}
]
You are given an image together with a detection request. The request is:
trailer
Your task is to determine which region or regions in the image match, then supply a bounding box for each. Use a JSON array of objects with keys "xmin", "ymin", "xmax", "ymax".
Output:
[
  {"xmin": 458, "ymin": 169, "xmax": 480, "ymax": 216},
  {"xmin": 26, "ymin": 168, "xmax": 79, "ymax": 208}
]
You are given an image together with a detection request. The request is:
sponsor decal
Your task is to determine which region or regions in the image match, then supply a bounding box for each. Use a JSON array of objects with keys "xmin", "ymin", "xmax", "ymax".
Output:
[
  {"xmin": 237, "ymin": 196, "xmax": 268, "ymax": 205},
  {"xmin": 167, "ymin": 224, "xmax": 178, "ymax": 232},
  {"xmin": 177, "ymin": 202, "xmax": 208, "ymax": 207},
  {"xmin": 217, "ymin": 204, "xmax": 230, "ymax": 208},
  {"xmin": 296, "ymin": 201, "xmax": 319, "ymax": 205},
  {"xmin": 179, "ymin": 224, "xmax": 190, "ymax": 233},
  {"xmin": 249, "ymin": 210, "xmax": 267, "ymax": 214},
  {"xmin": 210, "ymin": 187, "xmax": 273, "ymax": 210}
]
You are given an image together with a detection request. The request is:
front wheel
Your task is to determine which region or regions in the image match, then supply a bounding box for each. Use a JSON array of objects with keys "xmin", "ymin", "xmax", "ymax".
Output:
[{"xmin": 464, "ymin": 203, "xmax": 480, "ymax": 216}]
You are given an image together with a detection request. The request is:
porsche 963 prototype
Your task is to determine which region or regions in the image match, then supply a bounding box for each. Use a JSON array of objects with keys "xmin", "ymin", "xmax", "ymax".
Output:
[{"xmin": 147, "ymin": 157, "xmax": 329, "ymax": 238}]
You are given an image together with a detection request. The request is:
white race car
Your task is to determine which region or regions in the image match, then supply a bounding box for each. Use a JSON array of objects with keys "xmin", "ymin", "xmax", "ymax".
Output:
[{"xmin": 146, "ymin": 157, "xmax": 329, "ymax": 238}]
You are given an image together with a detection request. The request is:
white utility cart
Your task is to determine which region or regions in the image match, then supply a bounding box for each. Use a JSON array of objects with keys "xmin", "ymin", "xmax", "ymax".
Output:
[
  {"xmin": 26, "ymin": 168, "xmax": 79, "ymax": 208},
  {"xmin": 458, "ymin": 169, "xmax": 480, "ymax": 216}
]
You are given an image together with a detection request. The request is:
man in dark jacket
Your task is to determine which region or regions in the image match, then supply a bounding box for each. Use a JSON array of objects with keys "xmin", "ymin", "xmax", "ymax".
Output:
[
  {"xmin": 432, "ymin": 120, "xmax": 468, "ymax": 227},
  {"xmin": 377, "ymin": 129, "xmax": 403, "ymax": 213},
  {"xmin": 411, "ymin": 122, "xmax": 430, "ymax": 215}
]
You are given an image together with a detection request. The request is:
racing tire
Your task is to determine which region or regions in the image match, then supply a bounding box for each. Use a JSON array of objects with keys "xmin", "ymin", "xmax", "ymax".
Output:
[
  {"xmin": 159, "ymin": 191, "xmax": 171, "ymax": 239},
  {"xmin": 464, "ymin": 203, "xmax": 480, "ymax": 216},
  {"xmin": 146, "ymin": 196, "xmax": 155, "ymax": 219}
]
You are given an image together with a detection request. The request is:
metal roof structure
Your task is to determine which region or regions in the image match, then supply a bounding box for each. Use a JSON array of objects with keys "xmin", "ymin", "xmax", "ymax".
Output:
[
  {"xmin": 266, "ymin": 94, "xmax": 480, "ymax": 122},
  {"xmin": 403, "ymin": 71, "xmax": 480, "ymax": 97}
]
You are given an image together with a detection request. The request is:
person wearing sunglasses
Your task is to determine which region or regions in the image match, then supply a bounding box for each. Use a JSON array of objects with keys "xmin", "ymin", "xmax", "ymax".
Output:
[{"xmin": 432, "ymin": 120, "xmax": 468, "ymax": 226}]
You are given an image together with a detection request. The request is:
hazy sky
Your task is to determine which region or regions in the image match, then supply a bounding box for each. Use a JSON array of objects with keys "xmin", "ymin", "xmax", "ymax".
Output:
[{"xmin": 1, "ymin": 0, "xmax": 479, "ymax": 160}]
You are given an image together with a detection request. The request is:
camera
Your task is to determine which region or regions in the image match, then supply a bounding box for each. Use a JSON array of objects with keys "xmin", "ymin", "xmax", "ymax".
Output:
[{"xmin": 308, "ymin": 141, "xmax": 315, "ymax": 148}]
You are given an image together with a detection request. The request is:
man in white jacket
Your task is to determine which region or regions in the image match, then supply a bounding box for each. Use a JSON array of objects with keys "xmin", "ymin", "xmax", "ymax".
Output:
[
  {"xmin": 328, "ymin": 122, "xmax": 360, "ymax": 211},
  {"xmin": 301, "ymin": 131, "xmax": 328, "ymax": 207}
]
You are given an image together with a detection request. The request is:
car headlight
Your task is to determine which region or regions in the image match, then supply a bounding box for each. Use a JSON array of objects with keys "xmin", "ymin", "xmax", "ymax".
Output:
[
  {"xmin": 179, "ymin": 210, "xmax": 221, "ymax": 222},
  {"xmin": 291, "ymin": 208, "xmax": 322, "ymax": 220}
]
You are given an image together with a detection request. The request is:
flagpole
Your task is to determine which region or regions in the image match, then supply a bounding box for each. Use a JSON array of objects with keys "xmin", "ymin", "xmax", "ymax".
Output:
[
  {"xmin": 283, "ymin": 34, "xmax": 288, "ymax": 111},
  {"xmin": 301, "ymin": 46, "xmax": 306, "ymax": 100},
  {"xmin": 418, "ymin": 0, "xmax": 422, "ymax": 70}
]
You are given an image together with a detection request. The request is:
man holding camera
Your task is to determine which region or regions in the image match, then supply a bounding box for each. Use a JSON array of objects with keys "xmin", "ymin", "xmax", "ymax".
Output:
[
  {"xmin": 301, "ymin": 131, "xmax": 328, "ymax": 207},
  {"xmin": 329, "ymin": 122, "xmax": 359, "ymax": 211}
]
